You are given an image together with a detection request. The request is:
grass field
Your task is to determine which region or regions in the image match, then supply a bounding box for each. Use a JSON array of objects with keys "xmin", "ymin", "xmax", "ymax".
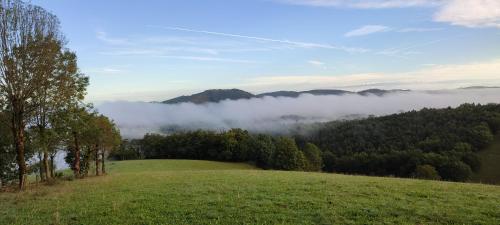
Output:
[{"xmin": 1, "ymin": 160, "xmax": 500, "ymax": 225}]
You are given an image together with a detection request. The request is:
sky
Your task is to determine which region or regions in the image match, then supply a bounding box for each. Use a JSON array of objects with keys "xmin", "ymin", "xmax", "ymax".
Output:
[{"xmin": 31, "ymin": 0, "xmax": 500, "ymax": 102}]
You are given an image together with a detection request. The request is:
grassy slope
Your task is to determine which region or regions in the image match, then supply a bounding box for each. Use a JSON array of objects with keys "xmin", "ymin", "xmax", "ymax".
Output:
[
  {"xmin": 1, "ymin": 160, "xmax": 499, "ymax": 225},
  {"xmin": 473, "ymin": 135, "xmax": 500, "ymax": 184}
]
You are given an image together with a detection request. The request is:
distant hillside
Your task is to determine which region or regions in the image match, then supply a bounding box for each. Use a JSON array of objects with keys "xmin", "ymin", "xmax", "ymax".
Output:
[
  {"xmin": 459, "ymin": 86, "xmax": 500, "ymax": 90},
  {"xmin": 162, "ymin": 88, "xmax": 410, "ymax": 104},
  {"xmin": 257, "ymin": 89, "xmax": 353, "ymax": 98},
  {"xmin": 162, "ymin": 89, "xmax": 254, "ymax": 104}
]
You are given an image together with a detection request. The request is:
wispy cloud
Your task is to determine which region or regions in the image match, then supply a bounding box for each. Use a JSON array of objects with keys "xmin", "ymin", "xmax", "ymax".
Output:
[
  {"xmin": 376, "ymin": 38, "xmax": 444, "ymax": 58},
  {"xmin": 96, "ymin": 31, "xmax": 132, "ymax": 45},
  {"xmin": 157, "ymin": 55, "xmax": 257, "ymax": 63},
  {"xmin": 308, "ymin": 60, "xmax": 325, "ymax": 66},
  {"xmin": 275, "ymin": 0, "xmax": 442, "ymax": 9},
  {"xmin": 85, "ymin": 66, "xmax": 129, "ymax": 75},
  {"xmin": 149, "ymin": 25, "xmax": 370, "ymax": 53},
  {"xmin": 345, "ymin": 25, "xmax": 391, "ymax": 37},
  {"xmin": 242, "ymin": 58, "xmax": 500, "ymax": 91},
  {"xmin": 397, "ymin": 27, "xmax": 444, "ymax": 32}
]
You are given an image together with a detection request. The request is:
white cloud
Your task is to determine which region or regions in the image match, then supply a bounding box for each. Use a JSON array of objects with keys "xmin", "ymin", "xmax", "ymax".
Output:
[
  {"xmin": 96, "ymin": 31, "xmax": 132, "ymax": 45},
  {"xmin": 102, "ymin": 68, "xmax": 122, "ymax": 73},
  {"xmin": 308, "ymin": 60, "xmax": 325, "ymax": 66},
  {"xmin": 397, "ymin": 27, "xmax": 443, "ymax": 32},
  {"xmin": 344, "ymin": 25, "xmax": 391, "ymax": 37},
  {"xmin": 242, "ymin": 58, "xmax": 500, "ymax": 91},
  {"xmin": 434, "ymin": 0, "xmax": 500, "ymax": 28},
  {"xmin": 151, "ymin": 26, "xmax": 369, "ymax": 53},
  {"xmin": 158, "ymin": 55, "xmax": 257, "ymax": 63},
  {"xmin": 277, "ymin": 0, "xmax": 500, "ymax": 29},
  {"xmin": 85, "ymin": 66, "xmax": 128, "ymax": 75},
  {"xmin": 277, "ymin": 0, "xmax": 441, "ymax": 9}
]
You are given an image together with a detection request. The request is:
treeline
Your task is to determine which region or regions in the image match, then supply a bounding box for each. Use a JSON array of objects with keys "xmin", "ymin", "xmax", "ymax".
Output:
[
  {"xmin": 117, "ymin": 103, "xmax": 500, "ymax": 182},
  {"xmin": 306, "ymin": 103, "xmax": 500, "ymax": 181},
  {"xmin": 0, "ymin": 0, "xmax": 120, "ymax": 190},
  {"xmin": 112, "ymin": 129, "xmax": 323, "ymax": 172}
]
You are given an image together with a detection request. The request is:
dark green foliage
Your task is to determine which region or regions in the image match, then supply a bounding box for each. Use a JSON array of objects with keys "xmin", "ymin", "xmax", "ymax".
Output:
[
  {"xmin": 0, "ymin": 129, "xmax": 16, "ymax": 186},
  {"xmin": 134, "ymin": 104, "xmax": 499, "ymax": 182},
  {"xmin": 301, "ymin": 143, "xmax": 323, "ymax": 171},
  {"xmin": 438, "ymin": 161, "xmax": 473, "ymax": 182},
  {"xmin": 321, "ymin": 151, "xmax": 336, "ymax": 172},
  {"xmin": 138, "ymin": 129, "xmax": 308, "ymax": 171},
  {"xmin": 253, "ymin": 134, "xmax": 275, "ymax": 169},
  {"xmin": 308, "ymin": 103, "xmax": 500, "ymax": 181},
  {"xmin": 412, "ymin": 164, "xmax": 441, "ymax": 180},
  {"xmin": 272, "ymin": 137, "xmax": 306, "ymax": 171},
  {"xmin": 462, "ymin": 153, "xmax": 481, "ymax": 172},
  {"xmin": 109, "ymin": 139, "xmax": 143, "ymax": 160}
]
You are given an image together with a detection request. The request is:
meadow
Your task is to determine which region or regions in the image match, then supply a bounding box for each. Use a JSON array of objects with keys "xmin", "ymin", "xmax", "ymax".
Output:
[{"xmin": 1, "ymin": 159, "xmax": 500, "ymax": 225}]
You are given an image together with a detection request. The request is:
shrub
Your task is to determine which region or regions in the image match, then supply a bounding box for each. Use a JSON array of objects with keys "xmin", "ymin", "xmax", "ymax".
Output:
[
  {"xmin": 412, "ymin": 164, "xmax": 441, "ymax": 180},
  {"xmin": 322, "ymin": 151, "xmax": 336, "ymax": 172},
  {"xmin": 438, "ymin": 161, "xmax": 472, "ymax": 182},
  {"xmin": 302, "ymin": 143, "xmax": 323, "ymax": 171},
  {"xmin": 55, "ymin": 172, "xmax": 64, "ymax": 178},
  {"xmin": 272, "ymin": 137, "xmax": 306, "ymax": 171}
]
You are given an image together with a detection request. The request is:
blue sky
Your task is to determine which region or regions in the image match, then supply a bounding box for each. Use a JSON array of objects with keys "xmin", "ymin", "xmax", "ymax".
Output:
[{"xmin": 32, "ymin": 0, "xmax": 500, "ymax": 101}]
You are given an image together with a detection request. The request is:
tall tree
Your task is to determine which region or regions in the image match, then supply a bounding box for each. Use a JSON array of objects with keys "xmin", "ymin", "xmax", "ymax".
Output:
[
  {"xmin": 0, "ymin": 0, "xmax": 64, "ymax": 189},
  {"xmin": 56, "ymin": 105, "xmax": 94, "ymax": 178},
  {"xmin": 93, "ymin": 115, "xmax": 121, "ymax": 175},
  {"xmin": 31, "ymin": 46, "xmax": 88, "ymax": 181}
]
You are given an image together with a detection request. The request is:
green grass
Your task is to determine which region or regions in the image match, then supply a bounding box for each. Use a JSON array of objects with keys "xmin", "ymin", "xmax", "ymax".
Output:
[
  {"xmin": 473, "ymin": 135, "xmax": 500, "ymax": 184},
  {"xmin": 1, "ymin": 160, "xmax": 500, "ymax": 225}
]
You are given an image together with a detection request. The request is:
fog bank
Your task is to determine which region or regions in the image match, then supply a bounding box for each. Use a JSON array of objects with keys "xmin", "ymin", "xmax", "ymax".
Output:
[{"xmin": 97, "ymin": 89, "xmax": 500, "ymax": 138}]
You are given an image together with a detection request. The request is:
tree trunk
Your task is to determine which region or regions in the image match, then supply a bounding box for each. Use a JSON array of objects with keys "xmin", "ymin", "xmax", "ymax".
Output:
[
  {"xmin": 38, "ymin": 153, "xmax": 44, "ymax": 182},
  {"xmin": 39, "ymin": 127, "xmax": 50, "ymax": 181},
  {"xmin": 49, "ymin": 154, "xmax": 55, "ymax": 178},
  {"xmin": 12, "ymin": 112, "xmax": 27, "ymax": 190},
  {"xmin": 101, "ymin": 150, "xmax": 106, "ymax": 175},
  {"xmin": 95, "ymin": 145, "xmax": 100, "ymax": 176},
  {"xmin": 15, "ymin": 130, "xmax": 27, "ymax": 190},
  {"xmin": 43, "ymin": 151, "xmax": 50, "ymax": 181},
  {"xmin": 73, "ymin": 132, "xmax": 81, "ymax": 178}
]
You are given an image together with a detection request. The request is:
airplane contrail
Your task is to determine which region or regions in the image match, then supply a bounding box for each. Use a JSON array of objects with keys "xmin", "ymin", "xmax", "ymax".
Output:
[{"xmin": 148, "ymin": 25, "xmax": 369, "ymax": 53}]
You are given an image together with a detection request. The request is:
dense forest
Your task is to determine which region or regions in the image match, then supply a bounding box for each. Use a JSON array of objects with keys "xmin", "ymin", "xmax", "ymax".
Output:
[
  {"xmin": 112, "ymin": 129, "xmax": 323, "ymax": 172},
  {"xmin": 0, "ymin": 0, "xmax": 121, "ymax": 190},
  {"xmin": 115, "ymin": 103, "xmax": 500, "ymax": 182}
]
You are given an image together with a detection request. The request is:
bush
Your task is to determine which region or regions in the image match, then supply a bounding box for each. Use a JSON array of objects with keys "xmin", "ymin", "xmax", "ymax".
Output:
[
  {"xmin": 438, "ymin": 161, "xmax": 472, "ymax": 182},
  {"xmin": 254, "ymin": 135, "xmax": 275, "ymax": 169},
  {"xmin": 412, "ymin": 165, "xmax": 441, "ymax": 180},
  {"xmin": 302, "ymin": 143, "xmax": 323, "ymax": 171},
  {"xmin": 55, "ymin": 172, "xmax": 64, "ymax": 178},
  {"xmin": 272, "ymin": 137, "xmax": 306, "ymax": 171},
  {"xmin": 322, "ymin": 151, "xmax": 336, "ymax": 172},
  {"xmin": 462, "ymin": 153, "xmax": 481, "ymax": 172}
]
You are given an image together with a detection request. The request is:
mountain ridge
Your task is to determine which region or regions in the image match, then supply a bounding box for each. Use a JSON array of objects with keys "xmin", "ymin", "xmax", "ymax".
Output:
[{"xmin": 162, "ymin": 88, "xmax": 411, "ymax": 104}]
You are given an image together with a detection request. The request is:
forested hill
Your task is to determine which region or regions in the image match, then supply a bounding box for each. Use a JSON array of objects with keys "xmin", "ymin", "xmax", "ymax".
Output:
[
  {"xmin": 161, "ymin": 88, "xmax": 409, "ymax": 104},
  {"xmin": 162, "ymin": 89, "xmax": 254, "ymax": 104},
  {"xmin": 305, "ymin": 103, "xmax": 500, "ymax": 181},
  {"xmin": 116, "ymin": 103, "xmax": 500, "ymax": 183}
]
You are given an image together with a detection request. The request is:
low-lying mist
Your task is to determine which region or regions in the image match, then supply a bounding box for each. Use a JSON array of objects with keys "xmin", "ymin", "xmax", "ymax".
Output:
[{"xmin": 97, "ymin": 89, "xmax": 500, "ymax": 138}]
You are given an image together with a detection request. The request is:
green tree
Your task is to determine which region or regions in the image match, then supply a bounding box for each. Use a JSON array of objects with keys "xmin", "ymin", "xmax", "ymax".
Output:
[
  {"xmin": 272, "ymin": 137, "xmax": 306, "ymax": 171},
  {"xmin": 0, "ymin": 0, "xmax": 65, "ymax": 189},
  {"xmin": 302, "ymin": 143, "xmax": 323, "ymax": 171},
  {"xmin": 253, "ymin": 134, "xmax": 275, "ymax": 169},
  {"xmin": 438, "ymin": 161, "xmax": 472, "ymax": 182},
  {"xmin": 412, "ymin": 164, "xmax": 441, "ymax": 180}
]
